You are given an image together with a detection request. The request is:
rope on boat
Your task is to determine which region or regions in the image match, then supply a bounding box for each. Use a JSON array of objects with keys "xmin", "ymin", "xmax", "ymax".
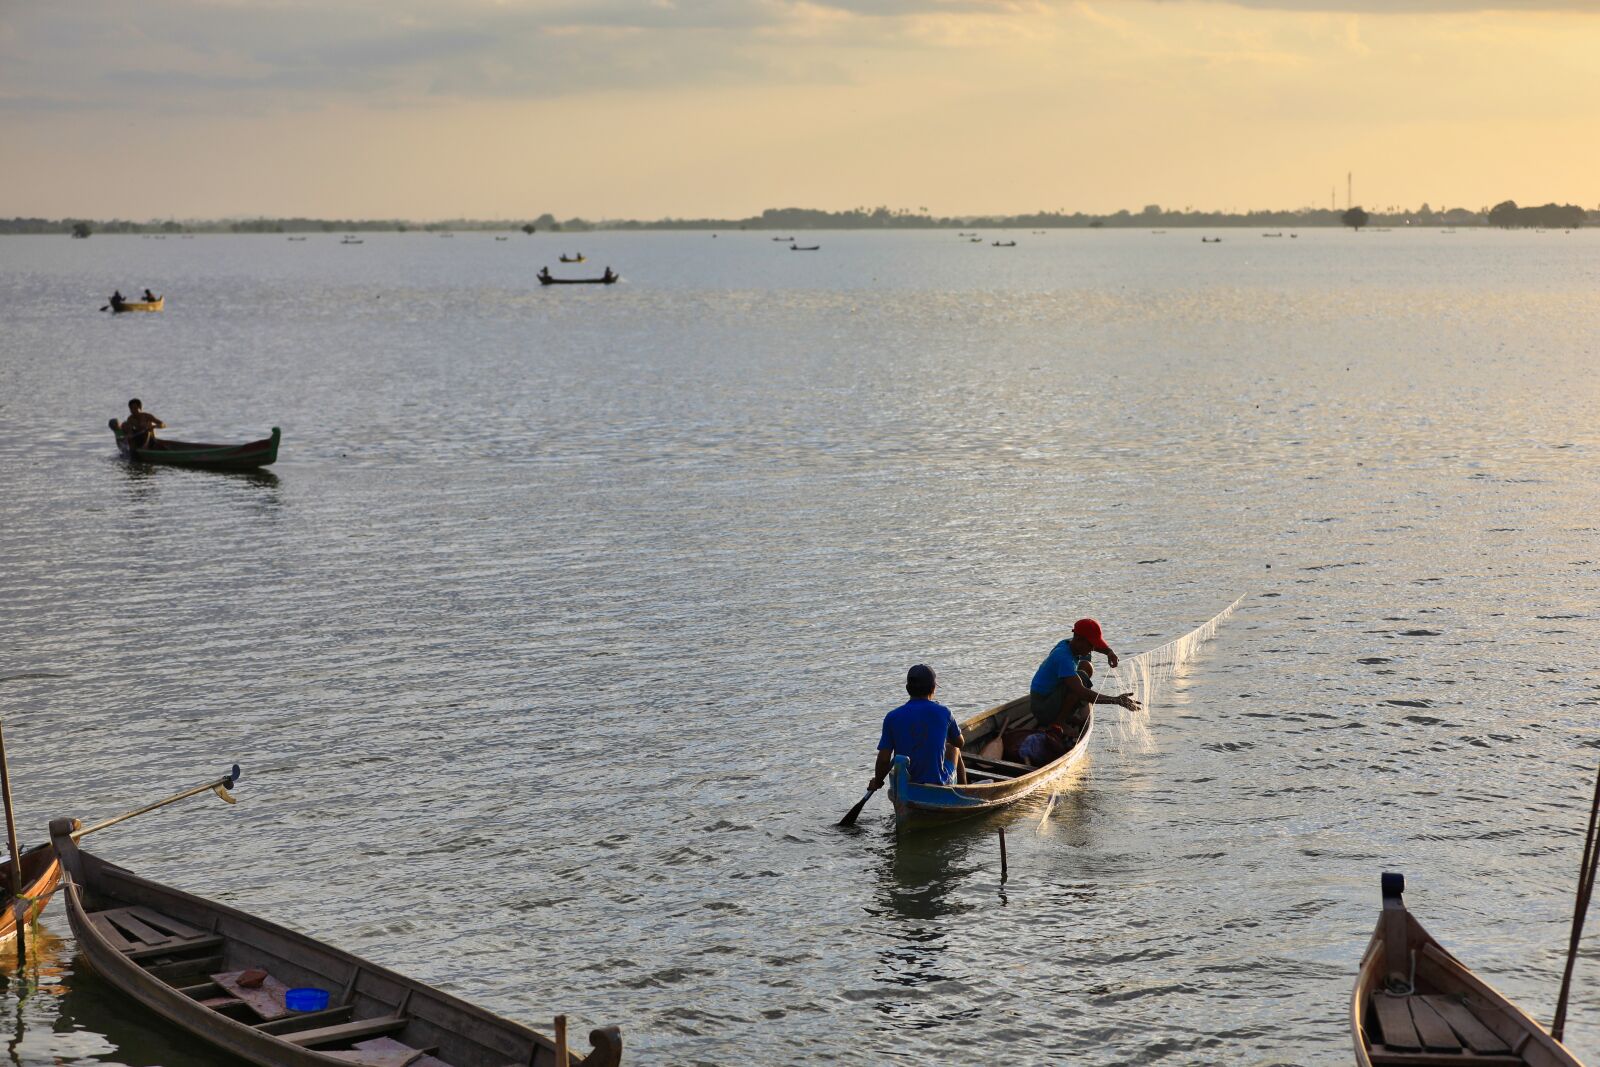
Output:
[{"xmin": 1101, "ymin": 595, "xmax": 1246, "ymax": 750}]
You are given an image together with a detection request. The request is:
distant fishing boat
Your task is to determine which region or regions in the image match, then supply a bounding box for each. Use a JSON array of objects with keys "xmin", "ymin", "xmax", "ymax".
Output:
[
  {"xmin": 112, "ymin": 296, "xmax": 164, "ymax": 313},
  {"xmin": 495, "ymin": 236, "xmax": 509, "ymax": 241},
  {"xmin": 287, "ymin": 237, "xmax": 307, "ymax": 242},
  {"xmin": 1201, "ymin": 237, "xmax": 1223, "ymax": 243},
  {"xmin": 1262, "ymin": 232, "xmax": 1283, "ymax": 238},
  {"xmin": 1352, "ymin": 873, "xmax": 1582, "ymax": 1067},
  {"xmin": 538, "ymin": 266, "xmax": 617, "ymax": 286},
  {"xmin": 789, "ymin": 244, "xmax": 820, "ymax": 252},
  {"xmin": 992, "ymin": 240, "xmax": 1016, "ymax": 247},
  {"xmin": 771, "ymin": 236, "xmax": 794, "ymax": 242},
  {"xmin": 340, "ymin": 237, "xmax": 363, "ymax": 245},
  {"xmin": 969, "ymin": 237, "xmax": 983, "ymax": 243},
  {"xmin": 110, "ymin": 421, "xmax": 280, "ymax": 471},
  {"xmin": 559, "ymin": 254, "xmax": 586, "ymax": 263}
]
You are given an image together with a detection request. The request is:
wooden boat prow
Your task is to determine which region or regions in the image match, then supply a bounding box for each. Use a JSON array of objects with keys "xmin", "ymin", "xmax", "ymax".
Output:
[
  {"xmin": 887, "ymin": 694, "xmax": 1092, "ymax": 828},
  {"xmin": 1353, "ymin": 872, "xmax": 1583, "ymax": 1067},
  {"xmin": 48, "ymin": 820, "xmax": 621, "ymax": 1067},
  {"xmin": 0, "ymin": 842, "xmax": 64, "ymax": 945}
]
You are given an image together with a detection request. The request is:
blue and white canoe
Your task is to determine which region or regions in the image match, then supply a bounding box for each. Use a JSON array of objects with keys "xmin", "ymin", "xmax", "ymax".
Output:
[{"xmin": 888, "ymin": 694, "xmax": 1093, "ymax": 829}]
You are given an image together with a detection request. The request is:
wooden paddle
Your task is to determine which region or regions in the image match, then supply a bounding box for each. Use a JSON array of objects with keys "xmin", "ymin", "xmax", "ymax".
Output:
[
  {"xmin": 71, "ymin": 764, "xmax": 240, "ymax": 841},
  {"xmin": 838, "ymin": 785, "xmax": 878, "ymax": 827}
]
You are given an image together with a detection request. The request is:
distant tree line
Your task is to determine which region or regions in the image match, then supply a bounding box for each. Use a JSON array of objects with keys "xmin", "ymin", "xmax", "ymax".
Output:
[
  {"xmin": 2, "ymin": 199, "xmax": 1593, "ymax": 235},
  {"xmin": 1485, "ymin": 201, "xmax": 1586, "ymax": 229}
]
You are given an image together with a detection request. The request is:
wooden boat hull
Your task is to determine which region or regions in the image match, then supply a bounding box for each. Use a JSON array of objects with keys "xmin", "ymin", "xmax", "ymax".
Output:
[
  {"xmin": 114, "ymin": 297, "xmax": 164, "ymax": 313},
  {"xmin": 1352, "ymin": 873, "xmax": 1582, "ymax": 1067},
  {"xmin": 110, "ymin": 420, "xmax": 280, "ymax": 470},
  {"xmin": 558, "ymin": 256, "xmax": 585, "ymax": 263},
  {"xmin": 888, "ymin": 695, "xmax": 1092, "ymax": 829},
  {"xmin": 0, "ymin": 843, "xmax": 64, "ymax": 945},
  {"xmin": 48, "ymin": 822, "xmax": 621, "ymax": 1067}
]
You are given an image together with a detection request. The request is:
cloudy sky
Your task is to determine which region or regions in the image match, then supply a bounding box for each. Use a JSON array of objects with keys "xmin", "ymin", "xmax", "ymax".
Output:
[{"xmin": 2, "ymin": 1, "xmax": 1596, "ymax": 220}]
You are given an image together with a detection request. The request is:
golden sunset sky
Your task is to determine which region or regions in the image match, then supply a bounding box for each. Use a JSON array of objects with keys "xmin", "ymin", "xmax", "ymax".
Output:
[{"xmin": 2, "ymin": 1, "xmax": 1596, "ymax": 220}]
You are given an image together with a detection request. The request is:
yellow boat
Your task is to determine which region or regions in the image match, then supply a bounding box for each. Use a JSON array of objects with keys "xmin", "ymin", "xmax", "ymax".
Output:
[{"xmin": 114, "ymin": 296, "xmax": 164, "ymax": 313}]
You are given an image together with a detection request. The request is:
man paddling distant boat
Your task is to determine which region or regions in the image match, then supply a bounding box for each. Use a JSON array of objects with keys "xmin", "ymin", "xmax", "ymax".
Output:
[
  {"xmin": 120, "ymin": 398, "xmax": 165, "ymax": 448},
  {"xmin": 867, "ymin": 664, "xmax": 967, "ymax": 795},
  {"xmin": 1030, "ymin": 618, "xmax": 1139, "ymax": 729}
]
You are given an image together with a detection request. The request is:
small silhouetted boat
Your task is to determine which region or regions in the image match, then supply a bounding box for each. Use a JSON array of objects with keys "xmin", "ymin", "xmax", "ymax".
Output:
[
  {"xmin": 789, "ymin": 244, "xmax": 820, "ymax": 251},
  {"xmin": 969, "ymin": 237, "xmax": 983, "ymax": 243},
  {"xmin": 559, "ymin": 254, "xmax": 586, "ymax": 263},
  {"xmin": 538, "ymin": 267, "xmax": 617, "ymax": 286},
  {"xmin": 111, "ymin": 296, "xmax": 164, "ymax": 313},
  {"xmin": 1352, "ymin": 873, "xmax": 1581, "ymax": 1066},
  {"xmin": 771, "ymin": 236, "xmax": 794, "ymax": 242},
  {"xmin": 992, "ymin": 240, "xmax": 1016, "ymax": 247},
  {"xmin": 48, "ymin": 821, "xmax": 622, "ymax": 1067},
  {"xmin": 1202, "ymin": 237, "xmax": 1223, "ymax": 243},
  {"xmin": 110, "ymin": 420, "xmax": 280, "ymax": 470},
  {"xmin": 340, "ymin": 237, "xmax": 363, "ymax": 245},
  {"xmin": 1262, "ymin": 232, "xmax": 1283, "ymax": 237},
  {"xmin": 495, "ymin": 236, "xmax": 509, "ymax": 241},
  {"xmin": 287, "ymin": 237, "xmax": 307, "ymax": 242}
]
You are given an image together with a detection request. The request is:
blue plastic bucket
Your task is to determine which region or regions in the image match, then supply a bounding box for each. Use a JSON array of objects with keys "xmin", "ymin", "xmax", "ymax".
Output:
[{"xmin": 285, "ymin": 987, "xmax": 330, "ymax": 1013}]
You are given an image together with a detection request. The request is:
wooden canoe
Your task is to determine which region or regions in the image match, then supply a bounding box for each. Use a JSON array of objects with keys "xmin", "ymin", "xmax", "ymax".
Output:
[
  {"xmin": 47, "ymin": 821, "xmax": 622, "ymax": 1067},
  {"xmin": 888, "ymin": 695, "xmax": 1092, "ymax": 829},
  {"xmin": 0, "ymin": 842, "xmax": 64, "ymax": 946},
  {"xmin": 537, "ymin": 271, "xmax": 617, "ymax": 286},
  {"xmin": 109, "ymin": 419, "xmax": 280, "ymax": 470},
  {"xmin": 114, "ymin": 297, "xmax": 164, "ymax": 313},
  {"xmin": 558, "ymin": 254, "xmax": 586, "ymax": 263},
  {"xmin": 1352, "ymin": 872, "xmax": 1583, "ymax": 1067}
]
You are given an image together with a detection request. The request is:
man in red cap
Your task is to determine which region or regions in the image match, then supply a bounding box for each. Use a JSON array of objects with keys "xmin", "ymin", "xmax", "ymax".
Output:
[{"xmin": 1028, "ymin": 618, "xmax": 1138, "ymax": 730}]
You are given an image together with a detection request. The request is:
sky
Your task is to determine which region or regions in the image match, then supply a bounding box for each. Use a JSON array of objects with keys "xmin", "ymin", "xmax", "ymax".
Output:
[{"xmin": 2, "ymin": 1, "xmax": 1597, "ymax": 221}]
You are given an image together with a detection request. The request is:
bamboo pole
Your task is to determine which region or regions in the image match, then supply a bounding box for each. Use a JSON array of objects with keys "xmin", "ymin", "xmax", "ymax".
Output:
[
  {"xmin": 553, "ymin": 1014, "xmax": 569, "ymax": 1067},
  {"xmin": 998, "ymin": 826, "xmax": 1008, "ymax": 884},
  {"xmin": 0, "ymin": 720, "xmax": 26, "ymax": 968},
  {"xmin": 1552, "ymin": 763, "xmax": 1600, "ymax": 1042}
]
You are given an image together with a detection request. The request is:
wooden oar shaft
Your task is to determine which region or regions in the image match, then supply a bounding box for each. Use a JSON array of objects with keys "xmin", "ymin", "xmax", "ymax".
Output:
[
  {"xmin": 1552, "ymin": 762, "xmax": 1600, "ymax": 1041},
  {"xmin": 72, "ymin": 765, "xmax": 239, "ymax": 841},
  {"xmin": 0, "ymin": 721, "xmax": 27, "ymax": 966}
]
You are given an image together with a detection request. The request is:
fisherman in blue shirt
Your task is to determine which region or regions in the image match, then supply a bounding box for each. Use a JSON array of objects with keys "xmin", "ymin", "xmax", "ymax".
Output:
[
  {"xmin": 867, "ymin": 664, "xmax": 967, "ymax": 792},
  {"xmin": 1029, "ymin": 617, "xmax": 1139, "ymax": 729}
]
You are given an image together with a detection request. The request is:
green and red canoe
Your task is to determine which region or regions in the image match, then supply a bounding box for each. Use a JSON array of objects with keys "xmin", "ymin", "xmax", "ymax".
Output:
[{"xmin": 109, "ymin": 420, "xmax": 280, "ymax": 471}]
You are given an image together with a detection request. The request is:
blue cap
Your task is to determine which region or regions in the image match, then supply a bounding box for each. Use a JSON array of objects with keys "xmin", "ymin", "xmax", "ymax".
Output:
[{"xmin": 906, "ymin": 663, "xmax": 936, "ymax": 689}]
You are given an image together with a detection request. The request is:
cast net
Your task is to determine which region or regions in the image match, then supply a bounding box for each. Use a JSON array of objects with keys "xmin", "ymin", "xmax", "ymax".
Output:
[{"xmin": 1100, "ymin": 594, "xmax": 1244, "ymax": 750}]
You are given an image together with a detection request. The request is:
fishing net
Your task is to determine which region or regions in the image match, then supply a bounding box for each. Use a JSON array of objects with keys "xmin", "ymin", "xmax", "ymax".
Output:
[{"xmin": 1100, "ymin": 595, "xmax": 1245, "ymax": 751}]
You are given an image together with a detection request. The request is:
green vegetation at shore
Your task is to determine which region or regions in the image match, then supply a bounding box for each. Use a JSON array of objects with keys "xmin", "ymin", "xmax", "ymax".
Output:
[{"xmin": 6, "ymin": 200, "xmax": 1594, "ymax": 236}]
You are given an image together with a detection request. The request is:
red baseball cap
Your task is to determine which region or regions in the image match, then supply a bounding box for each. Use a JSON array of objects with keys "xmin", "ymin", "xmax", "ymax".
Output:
[{"xmin": 1072, "ymin": 618, "xmax": 1112, "ymax": 653}]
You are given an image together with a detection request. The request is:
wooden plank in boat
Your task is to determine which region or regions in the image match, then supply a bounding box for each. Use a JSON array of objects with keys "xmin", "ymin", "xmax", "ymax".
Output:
[
  {"xmin": 1406, "ymin": 996, "xmax": 1462, "ymax": 1051},
  {"xmin": 212, "ymin": 970, "xmax": 294, "ymax": 1021},
  {"xmin": 1373, "ymin": 995, "xmax": 1423, "ymax": 1051},
  {"xmin": 1368, "ymin": 1050, "xmax": 1523, "ymax": 1066},
  {"xmin": 127, "ymin": 905, "xmax": 205, "ymax": 940},
  {"xmin": 963, "ymin": 755, "xmax": 1034, "ymax": 776},
  {"xmin": 102, "ymin": 909, "xmax": 174, "ymax": 947},
  {"xmin": 144, "ymin": 955, "xmax": 225, "ymax": 984},
  {"xmin": 254, "ymin": 1005, "xmax": 354, "ymax": 1035},
  {"xmin": 87, "ymin": 912, "xmax": 139, "ymax": 953},
  {"xmin": 1418, "ymin": 995, "xmax": 1511, "ymax": 1054},
  {"xmin": 126, "ymin": 935, "xmax": 224, "ymax": 962},
  {"xmin": 281, "ymin": 1016, "xmax": 408, "ymax": 1047},
  {"xmin": 349, "ymin": 1036, "xmax": 451, "ymax": 1067}
]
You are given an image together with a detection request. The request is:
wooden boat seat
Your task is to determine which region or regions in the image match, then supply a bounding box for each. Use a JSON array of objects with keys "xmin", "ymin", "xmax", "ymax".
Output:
[
  {"xmin": 89, "ymin": 906, "xmax": 223, "ymax": 961},
  {"xmin": 1371, "ymin": 991, "xmax": 1517, "ymax": 1063},
  {"xmin": 963, "ymin": 754, "xmax": 1034, "ymax": 778},
  {"xmin": 212, "ymin": 969, "xmax": 296, "ymax": 1021},
  {"xmin": 321, "ymin": 1036, "xmax": 451, "ymax": 1067},
  {"xmin": 281, "ymin": 1016, "xmax": 409, "ymax": 1048}
]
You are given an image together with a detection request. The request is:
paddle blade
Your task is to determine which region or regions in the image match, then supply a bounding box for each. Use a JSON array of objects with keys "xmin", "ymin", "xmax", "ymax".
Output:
[{"xmin": 838, "ymin": 790, "xmax": 874, "ymax": 827}]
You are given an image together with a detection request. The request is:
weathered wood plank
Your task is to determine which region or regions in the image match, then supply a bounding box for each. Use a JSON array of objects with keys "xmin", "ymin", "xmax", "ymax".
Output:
[
  {"xmin": 254, "ymin": 1006, "xmax": 355, "ymax": 1035},
  {"xmin": 126, "ymin": 906, "xmax": 205, "ymax": 940},
  {"xmin": 1373, "ymin": 995, "xmax": 1423, "ymax": 1051},
  {"xmin": 143, "ymin": 955, "xmax": 225, "ymax": 984},
  {"xmin": 281, "ymin": 1016, "xmax": 408, "ymax": 1048},
  {"xmin": 103, "ymin": 909, "xmax": 173, "ymax": 947},
  {"xmin": 126, "ymin": 935, "xmax": 224, "ymax": 962},
  {"xmin": 1406, "ymin": 996, "xmax": 1462, "ymax": 1052},
  {"xmin": 211, "ymin": 970, "xmax": 294, "ymax": 1021},
  {"xmin": 1419, "ymin": 995, "xmax": 1511, "ymax": 1054},
  {"xmin": 354, "ymin": 1036, "xmax": 451, "ymax": 1067},
  {"xmin": 87, "ymin": 912, "xmax": 138, "ymax": 953}
]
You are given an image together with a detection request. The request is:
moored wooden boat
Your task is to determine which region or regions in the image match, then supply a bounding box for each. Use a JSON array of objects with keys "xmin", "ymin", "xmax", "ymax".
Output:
[
  {"xmin": 991, "ymin": 241, "xmax": 1016, "ymax": 247},
  {"xmin": 110, "ymin": 420, "xmax": 281, "ymax": 470},
  {"xmin": 48, "ymin": 821, "xmax": 622, "ymax": 1067},
  {"xmin": 888, "ymin": 695, "xmax": 1092, "ymax": 829},
  {"xmin": 1353, "ymin": 872, "xmax": 1583, "ymax": 1067},
  {"xmin": 0, "ymin": 843, "xmax": 63, "ymax": 946},
  {"xmin": 114, "ymin": 297, "xmax": 164, "ymax": 313},
  {"xmin": 789, "ymin": 244, "xmax": 820, "ymax": 251}
]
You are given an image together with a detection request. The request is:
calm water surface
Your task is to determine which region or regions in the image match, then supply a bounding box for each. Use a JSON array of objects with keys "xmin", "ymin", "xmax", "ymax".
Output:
[{"xmin": 2, "ymin": 230, "xmax": 1599, "ymax": 1065}]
